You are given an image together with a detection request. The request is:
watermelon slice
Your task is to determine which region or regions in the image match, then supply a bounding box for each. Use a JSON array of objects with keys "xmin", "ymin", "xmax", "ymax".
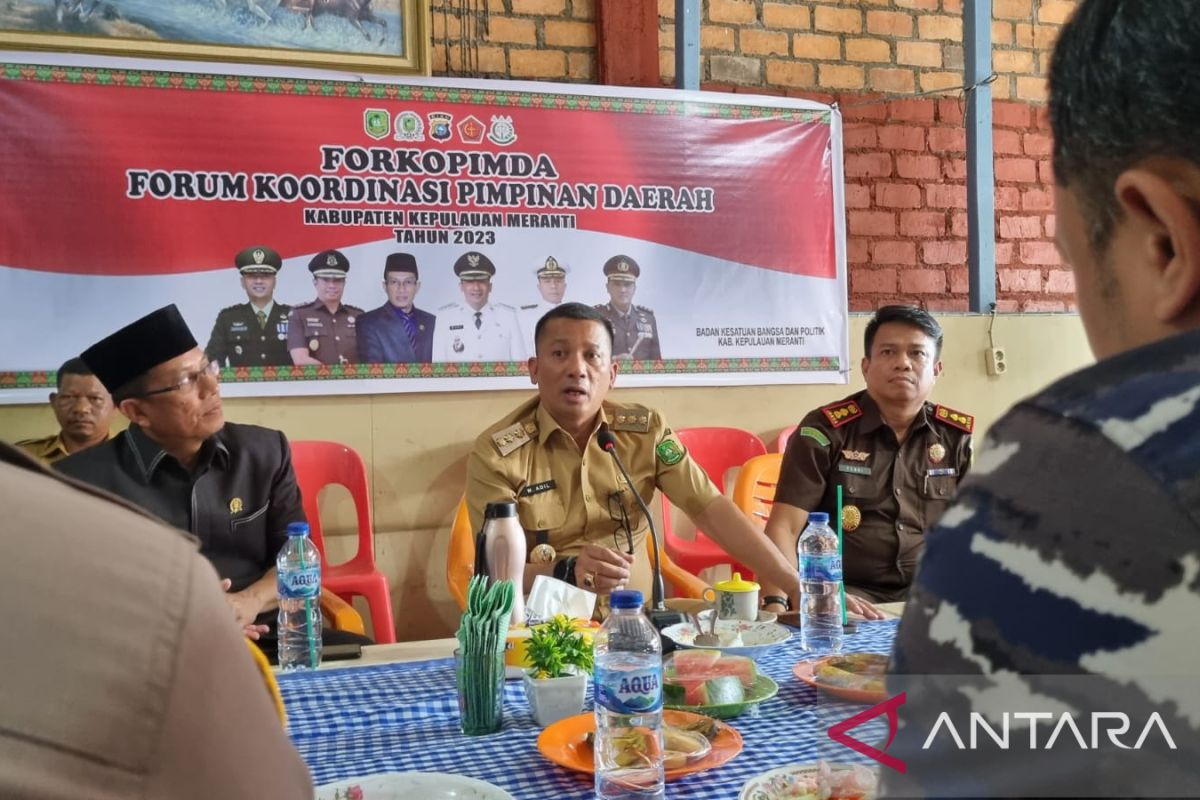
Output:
[
  {"xmin": 663, "ymin": 675, "xmax": 745, "ymax": 706},
  {"xmin": 670, "ymin": 649, "xmax": 722, "ymax": 674},
  {"xmin": 705, "ymin": 655, "xmax": 757, "ymax": 689}
]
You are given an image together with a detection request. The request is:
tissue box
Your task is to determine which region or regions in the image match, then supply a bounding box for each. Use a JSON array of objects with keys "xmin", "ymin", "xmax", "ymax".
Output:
[{"xmin": 504, "ymin": 620, "xmax": 600, "ymax": 671}]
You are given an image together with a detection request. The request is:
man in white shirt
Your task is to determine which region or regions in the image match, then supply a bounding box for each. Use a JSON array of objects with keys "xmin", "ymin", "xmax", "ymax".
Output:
[
  {"xmin": 518, "ymin": 255, "xmax": 569, "ymax": 350},
  {"xmin": 432, "ymin": 251, "xmax": 526, "ymax": 362}
]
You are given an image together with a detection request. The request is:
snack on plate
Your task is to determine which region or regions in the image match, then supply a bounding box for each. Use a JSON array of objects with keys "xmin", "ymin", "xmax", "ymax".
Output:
[
  {"xmin": 812, "ymin": 653, "xmax": 888, "ymax": 695},
  {"xmin": 750, "ymin": 760, "xmax": 878, "ymax": 800},
  {"xmin": 582, "ymin": 721, "xmax": 713, "ymax": 770}
]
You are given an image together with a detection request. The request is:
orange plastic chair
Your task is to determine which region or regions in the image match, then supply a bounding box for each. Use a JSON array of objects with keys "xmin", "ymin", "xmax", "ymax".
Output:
[
  {"xmin": 446, "ymin": 496, "xmax": 708, "ymax": 611},
  {"xmin": 661, "ymin": 427, "xmax": 767, "ymax": 580},
  {"xmin": 732, "ymin": 453, "xmax": 784, "ymax": 526},
  {"xmin": 291, "ymin": 440, "xmax": 396, "ymax": 644},
  {"xmin": 775, "ymin": 425, "xmax": 797, "ymax": 453}
]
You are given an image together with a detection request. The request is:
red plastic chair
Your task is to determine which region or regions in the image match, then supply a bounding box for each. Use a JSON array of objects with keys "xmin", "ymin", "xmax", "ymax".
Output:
[
  {"xmin": 291, "ymin": 440, "xmax": 396, "ymax": 644},
  {"xmin": 662, "ymin": 427, "xmax": 767, "ymax": 580},
  {"xmin": 775, "ymin": 425, "xmax": 797, "ymax": 453}
]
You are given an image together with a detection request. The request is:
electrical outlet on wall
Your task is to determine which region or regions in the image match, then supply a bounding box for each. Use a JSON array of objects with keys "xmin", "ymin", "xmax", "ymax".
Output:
[{"xmin": 986, "ymin": 347, "xmax": 1008, "ymax": 376}]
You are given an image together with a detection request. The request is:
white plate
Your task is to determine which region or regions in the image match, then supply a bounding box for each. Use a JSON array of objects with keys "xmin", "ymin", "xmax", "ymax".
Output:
[
  {"xmin": 661, "ymin": 619, "xmax": 791, "ymax": 660},
  {"xmin": 739, "ymin": 762, "xmax": 878, "ymax": 800},
  {"xmin": 315, "ymin": 772, "xmax": 515, "ymax": 800},
  {"xmin": 698, "ymin": 608, "xmax": 778, "ymax": 624}
]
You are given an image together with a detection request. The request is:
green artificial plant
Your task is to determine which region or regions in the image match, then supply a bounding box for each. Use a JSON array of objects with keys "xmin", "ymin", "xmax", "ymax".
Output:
[{"xmin": 525, "ymin": 614, "xmax": 594, "ymax": 679}]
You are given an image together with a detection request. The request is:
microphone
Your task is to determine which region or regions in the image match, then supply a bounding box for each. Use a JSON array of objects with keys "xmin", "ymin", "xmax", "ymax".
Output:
[{"xmin": 597, "ymin": 423, "xmax": 684, "ymax": 634}]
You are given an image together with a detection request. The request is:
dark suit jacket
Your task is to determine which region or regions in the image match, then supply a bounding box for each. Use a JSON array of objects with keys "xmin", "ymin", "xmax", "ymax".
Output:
[
  {"xmin": 56, "ymin": 422, "xmax": 303, "ymax": 591},
  {"xmin": 357, "ymin": 303, "xmax": 436, "ymax": 363}
]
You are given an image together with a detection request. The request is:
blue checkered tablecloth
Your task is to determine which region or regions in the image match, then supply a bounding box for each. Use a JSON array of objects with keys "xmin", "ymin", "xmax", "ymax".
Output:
[{"xmin": 280, "ymin": 619, "xmax": 898, "ymax": 799}]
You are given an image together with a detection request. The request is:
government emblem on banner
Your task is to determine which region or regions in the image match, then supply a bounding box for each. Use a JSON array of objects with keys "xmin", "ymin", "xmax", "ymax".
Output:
[
  {"xmin": 428, "ymin": 112, "xmax": 453, "ymax": 142},
  {"xmin": 457, "ymin": 115, "xmax": 485, "ymax": 144},
  {"xmin": 487, "ymin": 115, "xmax": 517, "ymax": 146},
  {"xmin": 394, "ymin": 111, "xmax": 424, "ymax": 141},
  {"xmin": 363, "ymin": 108, "xmax": 390, "ymax": 140}
]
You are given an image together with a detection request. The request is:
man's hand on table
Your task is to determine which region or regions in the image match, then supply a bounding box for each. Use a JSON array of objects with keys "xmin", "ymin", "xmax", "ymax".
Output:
[
  {"xmin": 574, "ymin": 543, "xmax": 633, "ymax": 594},
  {"xmin": 763, "ymin": 593, "xmax": 886, "ymax": 621},
  {"xmin": 221, "ymin": 578, "xmax": 271, "ymax": 640},
  {"xmin": 846, "ymin": 594, "xmax": 885, "ymax": 620}
]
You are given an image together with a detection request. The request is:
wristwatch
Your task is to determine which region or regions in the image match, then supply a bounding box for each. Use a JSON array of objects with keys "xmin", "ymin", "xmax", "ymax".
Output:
[
  {"xmin": 552, "ymin": 555, "xmax": 578, "ymax": 586},
  {"xmin": 761, "ymin": 594, "xmax": 790, "ymax": 610}
]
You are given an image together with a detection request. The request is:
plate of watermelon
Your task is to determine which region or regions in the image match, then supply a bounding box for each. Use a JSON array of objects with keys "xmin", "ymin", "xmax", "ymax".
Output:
[{"xmin": 663, "ymin": 649, "xmax": 780, "ymax": 720}]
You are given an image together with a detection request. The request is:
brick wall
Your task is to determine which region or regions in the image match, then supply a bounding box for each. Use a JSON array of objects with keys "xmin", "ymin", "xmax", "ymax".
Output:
[
  {"xmin": 430, "ymin": 0, "xmax": 596, "ymax": 81},
  {"xmin": 429, "ymin": 0, "xmax": 1081, "ymax": 311}
]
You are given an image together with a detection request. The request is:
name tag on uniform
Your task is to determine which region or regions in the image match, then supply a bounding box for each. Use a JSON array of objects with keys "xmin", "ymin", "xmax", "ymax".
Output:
[
  {"xmin": 519, "ymin": 480, "xmax": 557, "ymax": 497},
  {"xmin": 927, "ymin": 467, "xmax": 958, "ymax": 477},
  {"xmin": 449, "ymin": 324, "xmax": 464, "ymax": 331},
  {"xmin": 837, "ymin": 463, "xmax": 871, "ymax": 476},
  {"xmin": 230, "ymin": 322, "xmax": 248, "ymax": 332}
]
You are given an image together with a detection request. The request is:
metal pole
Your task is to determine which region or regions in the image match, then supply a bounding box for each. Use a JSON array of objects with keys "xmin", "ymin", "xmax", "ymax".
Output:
[
  {"xmin": 965, "ymin": 0, "xmax": 996, "ymax": 312},
  {"xmin": 674, "ymin": 0, "xmax": 700, "ymax": 91}
]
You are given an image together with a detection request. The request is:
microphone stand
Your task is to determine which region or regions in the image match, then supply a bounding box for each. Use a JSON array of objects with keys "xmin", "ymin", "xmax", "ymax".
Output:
[{"xmin": 597, "ymin": 424, "xmax": 685, "ymax": 639}]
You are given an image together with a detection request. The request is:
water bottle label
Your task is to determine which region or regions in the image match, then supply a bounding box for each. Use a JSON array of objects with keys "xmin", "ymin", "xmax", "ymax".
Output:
[
  {"xmin": 595, "ymin": 665, "xmax": 663, "ymax": 714},
  {"xmin": 800, "ymin": 554, "xmax": 843, "ymax": 582},
  {"xmin": 278, "ymin": 567, "xmax": 321, "ymax": 599}
]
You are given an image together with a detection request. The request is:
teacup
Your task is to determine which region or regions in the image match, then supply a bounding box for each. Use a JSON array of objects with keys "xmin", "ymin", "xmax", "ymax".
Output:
[{"xmin": 704, "ymin": 572, "xmax": 760, "ymax": 621}]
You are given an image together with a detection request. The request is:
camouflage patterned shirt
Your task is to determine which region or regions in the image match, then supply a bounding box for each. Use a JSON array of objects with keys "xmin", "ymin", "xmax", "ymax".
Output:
[{"xmin": 884, "ymin": 329, "xmax": 1200, "ymax": 797}]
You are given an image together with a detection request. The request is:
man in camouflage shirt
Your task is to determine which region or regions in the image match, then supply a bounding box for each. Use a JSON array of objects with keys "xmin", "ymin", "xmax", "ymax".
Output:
[{"xmin": 885, "ymin": 1, "xmax": 1200, "ymax": 795}]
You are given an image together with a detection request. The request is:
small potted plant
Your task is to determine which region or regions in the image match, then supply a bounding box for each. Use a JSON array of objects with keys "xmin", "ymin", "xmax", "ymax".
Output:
[{"xmin": 522, "ymin": 614, "xmax": 594, "ymax": 727}]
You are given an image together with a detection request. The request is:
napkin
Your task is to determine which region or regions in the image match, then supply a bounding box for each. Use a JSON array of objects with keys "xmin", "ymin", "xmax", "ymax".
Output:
[{"xmin": 525, "ymin": 574, "xmax": 596, "ymax": 625}]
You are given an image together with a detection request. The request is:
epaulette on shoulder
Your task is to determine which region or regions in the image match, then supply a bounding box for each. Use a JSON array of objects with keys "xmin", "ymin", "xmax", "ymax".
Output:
[
  {"xmin": 821, "ymin": 399, "xmax": 863, "ymax": 429},
  {"xmin": 933, "ymin": 404, "xmax": 974, "ymax": 433},
  {"xmin": 218, "ymin": 303, "xmax": 242, "ymax": 314},
  {"xmin": 494, "ymin": 302, "xmax": 515, "ymax": 310},
  {"xmin": 634, "ymin": 305, "xmax": 654, "ymax": 314},
  {"xmin": 438, "ymin": 302, "xmax": 458, "ymax": 311},
  {"xmin": 520, "ymin": 303, "xmax": 538, "ymax": 310},
  {"xmin": 609, "ymin": 408, "xmax": 651, "ymax": 433},
  {"xmin": 346, "ymin": 305, "xmax": 366, "ymax": 315},
  {"xmin": 491, "ymin": 420, "xmax": 537, "ymax": 457}
]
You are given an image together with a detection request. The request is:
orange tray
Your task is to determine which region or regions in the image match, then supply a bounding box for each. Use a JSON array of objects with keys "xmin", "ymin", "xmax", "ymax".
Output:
[
  {"xmin": 536, "ymin": 709, "xmax": 743, "ymax": 781},
  {"xmin": 792, "ymin": 658, "xmax": 887, "ymax": 705}
]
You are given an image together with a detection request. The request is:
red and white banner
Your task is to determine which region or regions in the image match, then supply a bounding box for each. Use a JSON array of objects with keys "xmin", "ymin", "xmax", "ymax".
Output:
[{"xmin": 0, "ymin": 53, "xmax": 847, "ymax": 401}]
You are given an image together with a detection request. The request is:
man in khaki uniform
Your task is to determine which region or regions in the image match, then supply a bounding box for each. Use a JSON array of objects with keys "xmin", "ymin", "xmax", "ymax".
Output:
[
  {"xmin": 0, "ymin": 441, "xmax": 312, "ymax": 800},
  {"xmin": 762, "ymin": 306, "xmax": 972, "ymax": 614},
  {"xmin": 287, "ymin": 249, "xmax": 364, "ymax": 366},
  {"xmin": 16, "ymin": 357, "xmax": 115, "ymax": 464},
  {"xmin": 467, "ymin": 302, "xmax": 797, "ymax": 604}
]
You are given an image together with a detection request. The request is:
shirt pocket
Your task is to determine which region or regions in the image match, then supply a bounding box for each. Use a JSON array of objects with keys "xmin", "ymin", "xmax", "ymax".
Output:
[
  {"xmin": 921, "ymin": 474, "xmax": 957, "ymax": 501},
  {"xmin": 230, "ymin": 501, "xmax": 270, "ymax": 537},
  {"xmin": 517, "ymin": 491, "xmax": 567, "ymax": 533},
  {"xmin": 837, "ymin": 462, "xmax": 886, "ymax": 502}
]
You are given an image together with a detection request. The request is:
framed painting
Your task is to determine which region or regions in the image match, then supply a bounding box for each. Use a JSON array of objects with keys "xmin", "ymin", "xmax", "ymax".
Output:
[{"xmin": 0, "ymin": 0, "xmax": 430, "ymax": 75}]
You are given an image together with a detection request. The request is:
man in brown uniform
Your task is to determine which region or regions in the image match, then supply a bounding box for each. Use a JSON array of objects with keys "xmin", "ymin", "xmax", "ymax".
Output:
[
  {"xmin": 467, "ymin": 302, "xmax": 797, "ymax": 605},
  {"xmin": 761, "ymin": 305, "xmax": 972, "ymax": 615},
  {"xmin": 594, "ymin": 255, "xmax": 662, "ymax": 361},
  {"xmin": 287, "ymin": 249, "xmax": 364, "ymax": 366},
  {"xmin": 16, "ymin": 357, "xmax": 116, "ymax": 464},
  {"xmin": 0, "ymin": 442, "xmax": 312, "ymax": 799}
]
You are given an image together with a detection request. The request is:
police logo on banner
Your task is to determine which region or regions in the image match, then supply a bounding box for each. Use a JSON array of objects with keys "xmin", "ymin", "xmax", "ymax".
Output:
[
  {"xmin": 488, "ymin": 115, "xmax": 517, "ymax": 146},
  {"xmin": 394, "ymin": 111, "xmax": 424, "ymax": 141},
  {"xmin": 363, "ymin": 108, "xmax": 390, "ymax": 140},
  {"xmin": 427, "ymin": 112, "xmax": 453, "ymax": 142}
]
